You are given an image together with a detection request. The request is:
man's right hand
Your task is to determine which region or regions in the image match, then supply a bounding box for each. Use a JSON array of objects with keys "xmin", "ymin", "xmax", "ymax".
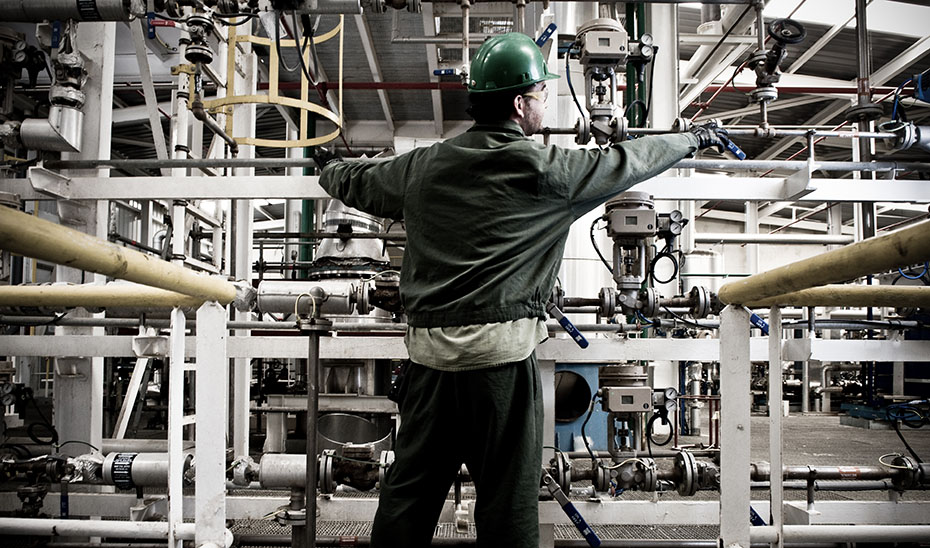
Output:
[
  {"xmin": 689, "ymin": 121, "xmax": 729, "ymax": 153},
  {"xmin": 309, "ymin": 147, "xmax": 342, "ymax": 171}
]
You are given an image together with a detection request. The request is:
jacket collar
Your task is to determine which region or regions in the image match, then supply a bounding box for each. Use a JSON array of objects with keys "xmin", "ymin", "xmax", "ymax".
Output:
[{"xmin": 467, "ymin": 120, "xmax": 526, "ymax": 137}]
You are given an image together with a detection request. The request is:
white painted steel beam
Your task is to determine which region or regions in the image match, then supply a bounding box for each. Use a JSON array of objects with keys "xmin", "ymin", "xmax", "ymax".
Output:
[
  {"xmin": 354, "ymin": 15, "xmax": 395, "ymax": 133},
  {"xmin": 768, "ymin": 307, "xmax": 784, "ymax": 548},
  {"xmin": 421, "ymin": 5, "xmax": 444, "ymax": 137},
  {"xmin": 5, "ymin": 175, "xmax": 930, "ymax": 202},
  {"xmin": 719, "ymin": 305, "xmax": 751, "ymax": 548},
  {"xmin": 4, "ymin": 335, "xmax": 929, "ymax": 363},
  {"xmin": 694, "ymin": 233, "xmax": 855, "ymax": 245},
  {"xmin": 129, "ymin": 18, "xmax": 169, "ymax": 165}
]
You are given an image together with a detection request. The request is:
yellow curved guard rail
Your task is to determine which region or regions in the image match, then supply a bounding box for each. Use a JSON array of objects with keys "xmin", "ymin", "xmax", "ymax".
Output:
[{"xmin": 201, "ymin": 15, "xmax": 344, "ymax": 148}]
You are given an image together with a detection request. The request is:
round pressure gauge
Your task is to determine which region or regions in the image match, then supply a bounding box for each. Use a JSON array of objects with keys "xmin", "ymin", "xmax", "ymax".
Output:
[
  {"xmin": 640, "ymin": 44, "xmax": 655, "ymax": 59},
  {"xmin": 669, "ymin": 210, "xmax": 683, "ymax": 223},
  {"xmin": 640, "ymin": 33, "xmax": 654, "ymax": 47}
]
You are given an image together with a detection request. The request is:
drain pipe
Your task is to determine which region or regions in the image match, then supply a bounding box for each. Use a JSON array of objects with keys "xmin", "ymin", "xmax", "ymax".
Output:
[{"xmin": 191, "ymin": 63, "xmax": 238, "ymax": 156}]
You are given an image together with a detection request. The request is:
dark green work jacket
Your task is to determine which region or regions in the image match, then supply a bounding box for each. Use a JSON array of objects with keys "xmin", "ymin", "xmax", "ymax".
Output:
[{"xmin": 320, "ymin": 121, "xmax": 699, "ymax": 328}]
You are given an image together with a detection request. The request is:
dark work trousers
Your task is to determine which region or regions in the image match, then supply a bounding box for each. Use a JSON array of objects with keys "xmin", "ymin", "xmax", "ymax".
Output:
[{"xmin": 370, "ymin": 352, "xmax": 544, "ymax": 548}]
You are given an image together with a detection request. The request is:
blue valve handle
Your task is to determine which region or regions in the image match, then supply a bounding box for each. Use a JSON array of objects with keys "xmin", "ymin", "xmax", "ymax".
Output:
[
  {"xmin": 433, "ymin": 68, "xmax": 457, "ymax": 76},
  {"xmin": 536, "ymin": 23, "xmax": 557, "ymax": 47},
  {"xmin": 547, "ymin": 303, "xmax": 589, "ymax": 348},
  {"xmin": 543, "ymin": 472, "xmax": 601, "ymax": 547},
  {"xmin": 723, "ymin": 137, "xmax": 747, "ymax": 160},
  {"xmin": 744, "ymin": 307, "xmax": 770, "ymax": 335}
]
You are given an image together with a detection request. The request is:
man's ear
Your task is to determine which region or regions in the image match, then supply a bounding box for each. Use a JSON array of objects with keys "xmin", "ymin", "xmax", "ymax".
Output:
[{"xmin": 512, "ymin": 94, "xmax": 526, "ymax": 119}]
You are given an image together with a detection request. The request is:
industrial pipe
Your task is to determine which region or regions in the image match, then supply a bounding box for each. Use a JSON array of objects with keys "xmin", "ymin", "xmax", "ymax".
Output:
[
  {"xmin": 39, "ymin": 157, "xmax": 930, "ymax": 173},
  {"xmin": 20, "ymin": 106, "xmax": 84, "ymax": 153},
  {"xmin": 752, "ymin": 525, "xmax": 930, "ymax": 543},
  {"xmin": 0, "ymin": 207, "xmax": 253, "ymax": 310},
  {"xmin": 191, "ymin": 96, "xmax": 239, "ymax": 156},
  {"xmin": 694, "ymin": 233, "xmax": 855, "ymax": 245},
  {"xmin": 717, "ymin": 221, "xmax": 930, "ymax": 305},
  {"xmin": 0, "ymin": 283, "xmax": 206, "ymax": 310},
  {"xmin": 0, "ymin": 518, "xmax": 205, "ymax": 541},
  {"xmin": 0, "ymin": 0, "xmax": 130, "ymax": 22},
  {"xmin": 741, "ymin": 284, "xmax": 930, "ymax": 308}
]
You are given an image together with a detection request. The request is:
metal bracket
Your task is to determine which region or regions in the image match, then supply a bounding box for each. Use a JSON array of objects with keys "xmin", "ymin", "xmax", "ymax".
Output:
[
  {"xmin": 781, "ymin": 161, "xmax": 818, "ymax": 200},
  {"xmin": 28, "ymin": 166, "xmax": 71, "ymax": 199},
  {"xmin": 132, "ymin": 335, "xmax": 170, "ymax": 358}
]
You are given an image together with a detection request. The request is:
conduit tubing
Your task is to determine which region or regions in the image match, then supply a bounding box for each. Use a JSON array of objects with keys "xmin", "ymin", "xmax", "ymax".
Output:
[
  {"xmin": 0, "ymin": 518, "xmax": 204, "ymax": 541},
  {"xmin": 744, "ymin": 284, "xmax": 930, "ymax": 308},
  {"xmin": 752, "ymin": 525, "xmax": 930, "ymax": 543},
  {"xmin": 694, "ymin": 233, "xmax": 855, "ymax": 245},
  {"xmin": 0, "ymin": 283, "xmax": 206, "ymax": 309},
  {"xmin": 717, "ymin": 221, "xmax": 930, "ymax": 305},
  {"xmin": 0, "ymin": 207, "xmax": 243, "ymax": 307}
]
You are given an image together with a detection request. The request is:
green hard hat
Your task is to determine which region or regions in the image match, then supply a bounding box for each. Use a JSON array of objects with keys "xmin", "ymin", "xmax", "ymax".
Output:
[{"xmin": 468, "ymin": 33, "xmax": 559, "ymax": 93}]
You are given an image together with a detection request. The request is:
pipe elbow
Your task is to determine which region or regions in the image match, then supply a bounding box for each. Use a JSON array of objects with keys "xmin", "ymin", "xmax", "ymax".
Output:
[{"xmin": 20, "ymin": 106, "xmax": 83, "ymax": 153}]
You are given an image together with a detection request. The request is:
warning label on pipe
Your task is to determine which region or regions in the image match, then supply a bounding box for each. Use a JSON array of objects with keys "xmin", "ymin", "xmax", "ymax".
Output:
[{"xmin": 77, "ymin": 0, "xmax": 103, "ymax": 21}]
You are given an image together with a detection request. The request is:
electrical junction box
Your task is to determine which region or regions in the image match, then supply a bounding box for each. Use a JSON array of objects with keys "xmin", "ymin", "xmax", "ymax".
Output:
[
  {"xmin": 580, "ymin": 29, "xmax": 629, "ymax": 66},
  {"xmin": 606, "ymin": 208, "xmax": 656, "ymax": 237},
  {"xmin": 601, "ymin": 386, "xmax": 652, "ymax": 413}
]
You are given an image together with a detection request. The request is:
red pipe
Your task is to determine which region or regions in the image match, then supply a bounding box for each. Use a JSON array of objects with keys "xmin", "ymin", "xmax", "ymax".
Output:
[{"xmin": 261, "ymin": 81, "xmax": 907, "ymax": 96}]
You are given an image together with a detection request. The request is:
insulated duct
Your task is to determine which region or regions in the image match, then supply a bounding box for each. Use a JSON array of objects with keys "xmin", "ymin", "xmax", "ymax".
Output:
[
  {"xmin": 0, "ymin": 0, "xmax": 131, "ymax": 22},
  {"xmin": 19, "ymin": 105, "xmax": 84, "ymax": 153}
]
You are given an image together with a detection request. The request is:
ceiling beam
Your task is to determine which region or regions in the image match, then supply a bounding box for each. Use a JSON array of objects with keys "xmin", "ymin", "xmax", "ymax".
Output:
[
  {"xmin": 421, "ymin": 5, "xmax": 444, "ymax": 137},
  {"xmin": 354, "ymin": 15, "xmax": 395, "ymax": 134}
]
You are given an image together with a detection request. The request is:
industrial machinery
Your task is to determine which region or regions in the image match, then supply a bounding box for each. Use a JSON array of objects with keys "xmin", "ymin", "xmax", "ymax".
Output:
[{"xmin": 1, "ymin": 1, "xmax": 930, "ymax": 548}]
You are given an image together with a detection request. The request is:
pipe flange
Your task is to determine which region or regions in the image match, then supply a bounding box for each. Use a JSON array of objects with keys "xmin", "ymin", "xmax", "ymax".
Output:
[
  {"xmin": 891, "ymin": 455, "xmax": 920, "ymax": 491},
  {"xmin": 749, "ymin": 86, "xmax": 778, "ymax": 104},
  {"xmin": 598, "ymin": 287, "xmax": 616, "ymax": 317},
  {"xmin": 355, "ymin": 282, "xmax": 370, "ymax": 315},
  {"xmin": 275, "ymin": 507, "xmax": 306, "ymax": 527},
  {"xmin": 593, "ymin": 464, "xmax": 610, "ymax": 493},
  {"xmin": 746, "ymin": 49, "xmax": 767, "ymax": 67},
  {"xmin": 232, "ymin": 456, "xmax": 257, "ymax": 486},
  {"xmin": 49, "ymin": 85, "xmax": 85, "ymax": 108},
  {"xmin": 186, "ymin": 14, "xmax": 215, "ymax": 34},
  {"xmin": 638, "ymin": 288, "xmax": 659, "ymax": 317},
  {"xmin": 552, "ymin": 452, "xmax": 571, "ymax": 493},
  {"xmin": 676, "ymin": 451, "xmax": 698, "ymax": 496},
  {"xmin": 575, "ymin": 116, "xmax": 591, "ymax": 146},
  {"xmin": 185, "ymin": 43, "xmax": 214, "ymax": 65},
  {"xmin": 641, "ymin": 458, "xmax": 657, "ymax": 491},
  {"xmin": 671, "ymin": 117, "xmax": 692, "ymax": 133},
  {"xmin": 378, "ymin": 451, "xmax": 394, "ymax": 488},
  {"xmin": 611, "ymin": 115, "xmax": 628, "ymax": 144},
  {"xmin": 319, "ymin": 449, "xmax": 336, "ymax": 494},
  {"xmin": 844, "ymin": 102, "xmax": 883, "ymax": 123},
  {"xmin": 689, "ymin": 286, "xmax": 710, "ymax": 319}
]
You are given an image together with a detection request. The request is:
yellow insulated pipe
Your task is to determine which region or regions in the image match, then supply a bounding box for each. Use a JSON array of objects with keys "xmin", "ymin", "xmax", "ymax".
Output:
[
  {"xmin": 0, "ymin": 206, "xmax": 242, "ymax": 306},
  {"xmin": 744, "ymin": 285, "xmax": 930, "ymax": 308},
  {"xmin": 718, "ymin": 220, "xmax": 930, "ymax": 305},
  {"xmin": 0, "ymin": 284, "xmax": 205, "ymax": 309}
]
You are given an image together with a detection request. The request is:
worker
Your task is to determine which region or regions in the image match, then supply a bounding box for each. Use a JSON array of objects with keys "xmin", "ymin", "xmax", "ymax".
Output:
[{"xmin": 312, "ymin": 32, "xmax": 727, "ymax": 548}]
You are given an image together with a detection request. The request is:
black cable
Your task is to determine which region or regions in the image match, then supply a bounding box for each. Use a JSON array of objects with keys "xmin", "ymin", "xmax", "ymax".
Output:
[
  {"xmin": 565, "ymin": 44, "xmax": 587, "ymax": 122},
  {"xmin": 216, "ymin": 14, "xmax": 256, "ymax": 27},
  {"xmin": 581, "ymin": 393, "xmax": 599, "ymax": 467},
  {"xmin": 624, "ymin": 99, "xmax": 649, "ymax": 122},
  {"xmin": 274, "ymin": 12, "xmax": 302, "ymax": 73},
  {"xmin": 647, "ymin": 412, "xmax": 674, "ymax": 447},
  {"xmin": 27, "ymin": 422, "xmax": 58, "ymax": 445},
  {"xmin": 589, "ymin": 217, "xmax": 614, "ymax": 275},
  {"xmin": 662, "ymin": 306, "xmax": 710, "ymax": 329},
  {"xmin": 291, "ymin": 10, "xmax": 319, "ymax": 86},
  {"xmin": 886, "ymin": 404, "xmax": 927, "ymax": 463},
  {"xmin": 56, "ymin": 440, "xmax": 100, "ymax": 452},
  {"xmin": 649, "ymin": 245, "xmax": 679, "ymax": 285}
]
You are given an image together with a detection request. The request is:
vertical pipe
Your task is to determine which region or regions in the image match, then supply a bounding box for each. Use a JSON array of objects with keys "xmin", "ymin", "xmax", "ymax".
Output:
[
  {"xmin": 306, "ymin": 330, "xmax": 322, "ymax": 548},
  {"xmin": 768, "ymin": 306, "xmax": 784, "ymax": 548},
  {"xmin": 167, "ymin": 308, "xmax": 185, "ymax": 548},
  {"xmin": 514, "ymin": 0, "xmax": 526, "ymax": 35},
  {"xmin": 854, "ymin": 0, "xmax": 876, "ymax": 240},
  {"xmin": 461, "ymin": 0, "xmax": 470, "ymax": 76},
  {"xmin": 719, "ymin": 305, "xmax": 751, "ymax": 548}
]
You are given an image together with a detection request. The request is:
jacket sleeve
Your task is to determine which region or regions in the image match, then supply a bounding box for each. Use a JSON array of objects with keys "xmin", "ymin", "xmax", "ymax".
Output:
[
  {"xmin": 551, "ymin": 133, "xmax": 699, "ymax": 220},
  {"xmin": 318, "ymin": 154, "xmax": 412, "ymax": 220}
]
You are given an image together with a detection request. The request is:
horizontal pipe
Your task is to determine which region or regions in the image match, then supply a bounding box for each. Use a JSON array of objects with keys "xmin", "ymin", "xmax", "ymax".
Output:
[
  {"xmin": 718, "ymin": 221, "xmax": 930, "ymax": 305},
  {"xmin": 39, "ymin": 156, "xmax": 930, "ymax": 173},
  {"xmin": 754, "ymin": 525, "xmax": 930, "ymax": 543},
  {"xmin": 694, "ymin": 233, "xmax": 855, "ymax": 245},
  {"xmin": 0, "ymin": 283, "xmax": 206, "ymax": 309},
  {"xmin": 0, "ymin": 518, "xmax": 196, "ymax": 539},
  {"xmin": 745, "ymin": 284, "xmax": 930, "ymax": 308},
  {"xmin": 0, "ymin": 207, "xmax": 244, "ymax": 307}
]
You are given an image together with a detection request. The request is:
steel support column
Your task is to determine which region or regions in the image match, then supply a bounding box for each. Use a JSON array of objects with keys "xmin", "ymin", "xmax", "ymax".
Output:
[
  {"xmin": 195, "ymin": 301, "xmax": 228, "ymax": 547},
  {"xmin": 768, "ymin": 306, "xmax": 784, "ymax": 548},
  {"xmin": 719, "ymin": 305, "xmax": 751, "ymax": 548},
  {"xmin": 168, "ymin": 307, "xmax": 186, "ymax": 548}
]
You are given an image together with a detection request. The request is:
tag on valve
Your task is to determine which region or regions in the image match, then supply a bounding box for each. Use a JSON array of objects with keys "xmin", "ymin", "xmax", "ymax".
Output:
[{"xmin": 547, "ymin": 302, "xmax": 589, "ymax": 349}]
